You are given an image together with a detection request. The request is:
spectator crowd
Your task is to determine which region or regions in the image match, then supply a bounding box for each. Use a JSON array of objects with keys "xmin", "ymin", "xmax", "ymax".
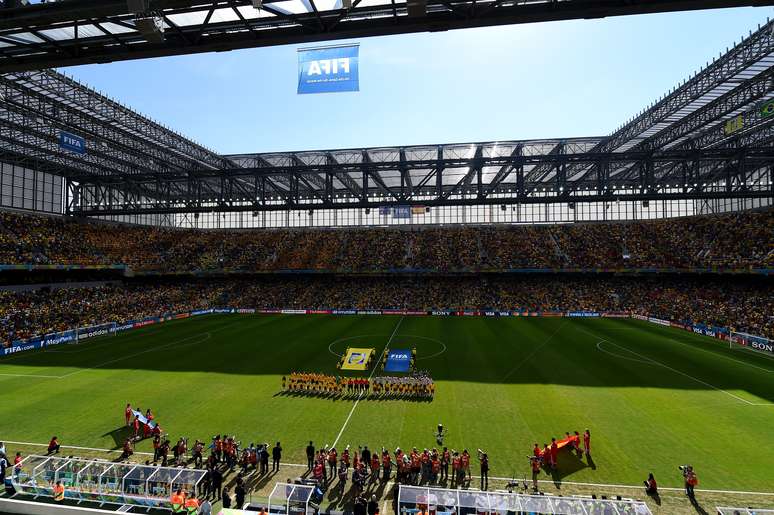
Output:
[
  {"xmin": 1, "ymin": 275, "xmax": 771, "ymax": 347},
  {"xmin": 0, "ymin": 209, "xmax": 771, "ymax": 272}
]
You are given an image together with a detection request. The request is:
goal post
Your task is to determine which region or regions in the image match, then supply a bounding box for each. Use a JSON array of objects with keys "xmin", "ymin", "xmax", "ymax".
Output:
[
  {"xmin": 73, "ymin": 322, "xmax": 117, "ymax": 345},
  {"xmin": 729, "ymin": 330, "xmax": 773, "ymax": 356}
]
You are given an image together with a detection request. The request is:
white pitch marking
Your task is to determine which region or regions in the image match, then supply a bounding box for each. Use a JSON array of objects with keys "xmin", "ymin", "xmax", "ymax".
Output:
[
  {"xmin": 55, "ymin": 317, "xmax": 243, "ymax": 379},
  {"xmin": 330, "ymin": 317, "xmax": 403, "ymax": 449},
  {"xmin": 501, "ymin": 319, "xmax": 568, "ymax": 381},
  {"xmin": 583, "ymin": 327, "xmax": 763, "ymax": 407},
  {"xmin": 0, "ymin": 372, "xmax": 62, "ymax": 378},
  {"xmin": 603, "ymin": 338, "xmax": 757, "ymax": 406},
  {"xmin": 595, "ymin": 340, "xmax": 654, "ymax": 365},
  {"xmin": 663, "ymin": 335, "xmax": 774, "ymax": 373},
  {"xmin": 328, "ymin": 333, "xmax": 388, "ymax": 359},
  {"xmin": 57, "ymin": 332, "xmax": 212, "ymax": 379}
]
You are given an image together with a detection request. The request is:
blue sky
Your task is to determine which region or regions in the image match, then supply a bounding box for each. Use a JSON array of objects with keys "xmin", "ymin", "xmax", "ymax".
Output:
[{"xmin": 61, "ymin": 7, "xmax": 773, "ymax": 155}]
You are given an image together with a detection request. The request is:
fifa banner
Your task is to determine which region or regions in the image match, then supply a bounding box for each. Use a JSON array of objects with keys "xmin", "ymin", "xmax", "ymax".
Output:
[
  {"xmin": 393, "ymin": 206, "xmax": 411, "ymax": 219},
  {"xmin": 341, "ymin": 347, "xmax": 374, "ymax": 371},
  {"xmin": 384, "ymin": 349, "xmax": 412, "ymax": 373},
  {"xmin": 59, "ymin": 131, "xmax": 86, "ymax": 155},
  {"xmin": 297, "ymin": 44, "xmax": 359, "ymax": 94},
  {"xmin": 3, "ymin": 339, "xmax": 44, "ymax": 356}
]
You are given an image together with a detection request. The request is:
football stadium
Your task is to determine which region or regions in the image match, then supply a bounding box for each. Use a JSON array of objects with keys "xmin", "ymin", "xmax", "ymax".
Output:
[{"xmin": 0, "ymin": 1, "xmax": 773, "ymax": 515}]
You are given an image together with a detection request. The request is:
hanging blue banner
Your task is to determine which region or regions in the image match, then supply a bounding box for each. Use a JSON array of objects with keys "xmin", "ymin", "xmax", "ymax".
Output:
[
  {"xmin": 59, "ymin": 131, "xmax": 86, "ymax": 155},
  {"xmin": 298, "ymin": 44, "xmax": 359, "ymax": 94},
  {"xmin": 392, "ymin": 206, "xmax": 411, "ymax": 219}
]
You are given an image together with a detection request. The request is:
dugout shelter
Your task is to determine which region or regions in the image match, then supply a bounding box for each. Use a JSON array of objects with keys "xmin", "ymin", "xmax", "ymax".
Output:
[{"xmin": 11, "ymin": 455, "xmax": 207, "ymax": 509}]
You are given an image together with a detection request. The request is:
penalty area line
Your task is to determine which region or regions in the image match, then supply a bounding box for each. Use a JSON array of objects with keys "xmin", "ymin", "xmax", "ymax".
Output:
[
  {"xmin": 5, "ymin": 439, "xmax": 774, "ymax": 497},
  {"xmin": 328, "ymin": 316, "xmax": 403, "ymax": 449},
  {"xmin": 577, "ymin": 325, "xmax": 769, "ymax": 407}
]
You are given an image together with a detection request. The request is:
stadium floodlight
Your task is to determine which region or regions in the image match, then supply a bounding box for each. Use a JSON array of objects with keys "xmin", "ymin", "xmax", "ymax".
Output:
[
  {"xmin": 251, "ymin": 0, "xmax": 262, "ymax": 8},
  {"xmin": 342, "ymin": 0, "xmax": 352, "ymax": 8}
]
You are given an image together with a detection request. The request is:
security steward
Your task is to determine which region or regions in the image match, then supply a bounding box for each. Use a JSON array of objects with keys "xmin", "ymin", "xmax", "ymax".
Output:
[
  {"xmin": 170, "ymin": 488, "xmax": 186, "ymax": 513},
  {"xmin": 184, "ymin": 492, "xmax": 200, "ymax": 515},
  {"xmin": 53, "ymin": 481, "xmax": 65, "ymax": 503}
]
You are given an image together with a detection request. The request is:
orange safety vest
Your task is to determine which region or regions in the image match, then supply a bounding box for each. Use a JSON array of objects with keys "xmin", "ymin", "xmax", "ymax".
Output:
[
  {"xmin": 53, "ymin": 484, "xmax": 65, "ymax": 502},
  {"xmin": 184, "ymin": 497, "xmax": 200, "ymax": 514},
  {"xmin": 170, "ymin": 494, "xmax": 184, "ymax": 513}
]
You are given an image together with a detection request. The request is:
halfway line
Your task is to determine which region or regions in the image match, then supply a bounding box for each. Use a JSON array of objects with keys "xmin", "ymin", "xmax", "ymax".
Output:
[{"xmin": 330, "ymin": 317, "xmax": 403, "ymax": 449}]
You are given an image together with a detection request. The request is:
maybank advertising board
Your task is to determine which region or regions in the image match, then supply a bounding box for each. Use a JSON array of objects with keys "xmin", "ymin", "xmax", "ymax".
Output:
[{"xmin": 298, "ymin": 44, "xmax": 359, "ymax": 94}]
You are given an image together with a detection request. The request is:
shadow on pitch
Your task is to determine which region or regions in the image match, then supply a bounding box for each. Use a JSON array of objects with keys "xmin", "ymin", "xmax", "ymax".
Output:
[
  {"xmin": 101, "ymin": 426, "xmax": 133, "ymax": 450},
  {"xmin": 548, "ymin": 452, "xmax": 591, "ymax": 489},
  {"xmin": 2, "ymin": 313, "xmax": 774, "ymax": 404}
]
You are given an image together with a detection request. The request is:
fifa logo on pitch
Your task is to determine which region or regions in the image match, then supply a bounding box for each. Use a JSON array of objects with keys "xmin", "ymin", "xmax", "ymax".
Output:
[{"xmin": 307, "ymin": 58, "xmax": 351, "ymax": 76}]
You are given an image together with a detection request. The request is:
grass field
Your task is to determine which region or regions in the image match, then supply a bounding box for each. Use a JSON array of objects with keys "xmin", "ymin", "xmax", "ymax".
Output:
[{"xmin": 1, "ymin": 314, "xmax": 773, "ymax": 493}]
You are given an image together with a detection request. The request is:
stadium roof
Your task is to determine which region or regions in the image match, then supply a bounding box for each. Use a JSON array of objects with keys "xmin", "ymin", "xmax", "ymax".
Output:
[
  {"xmin": 0, "ymin": 11, "xmax": 771, "ymax": 215},
  {"xmin": 0, "ymin": 0, "xmax": 770, "ymax": 73}
]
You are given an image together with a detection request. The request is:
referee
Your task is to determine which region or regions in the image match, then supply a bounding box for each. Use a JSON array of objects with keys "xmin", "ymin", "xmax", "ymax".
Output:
[{"xmin": 306, "ymin": 441, "xmax": 315, "ymax": 470}]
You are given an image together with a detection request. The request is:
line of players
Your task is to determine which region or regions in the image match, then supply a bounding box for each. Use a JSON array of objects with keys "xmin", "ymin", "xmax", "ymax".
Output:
[{"xmin": 282, "ymin": 372, "xmax": 435, "ymax": 399}]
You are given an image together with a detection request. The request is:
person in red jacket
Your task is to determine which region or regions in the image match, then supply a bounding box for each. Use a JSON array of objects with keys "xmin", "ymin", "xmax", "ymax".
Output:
[
  {"xmin": 13, "ymin": 452, "xmax": 23, "ymax": 478},
  {"xmin": 542, "ymin": 444, "xmax": 552, "ymax": 469},
  {"xmin": 370, "ymin": 454, "xmax": 379, "ymax": 483},
  {"xmin": 549, "ymin": 438, "xmax": 558, "ymax": 471},
  {"xmin": 125, "ymin": 403, "xmax": 132, "ymax": 426},
  {"xmin": 47, "ymin": 436, "xmax": 60, "ymax": 455},
  {"xmin": 644, "ymin": 473, "xmax": 658, "ymax": 496}
]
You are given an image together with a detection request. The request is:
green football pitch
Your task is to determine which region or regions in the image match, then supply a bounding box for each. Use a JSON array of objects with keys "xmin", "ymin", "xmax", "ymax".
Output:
[{"xmin": 1, "ymin": 314, "xmax": 773, "ymax": 492}]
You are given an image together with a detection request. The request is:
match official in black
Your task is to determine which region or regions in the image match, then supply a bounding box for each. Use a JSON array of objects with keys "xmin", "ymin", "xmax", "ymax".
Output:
[
  {"xmin": 272, "ymin": 442, "xmax": 282, "ymax": 472},
  {"xmin": 306, "ymin": 441, "xmax": 315, "ymax": 470},
  {"xmin": 478, "ymin": 449, "xmax": 489, "ymax": 491}
]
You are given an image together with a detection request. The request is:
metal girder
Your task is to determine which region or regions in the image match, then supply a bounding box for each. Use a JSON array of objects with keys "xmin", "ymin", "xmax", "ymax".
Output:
[
  {"xmin": 1, "ymin": 70, "xmax": 235, "ymax": 172},
  {"xmin": 440, "ymin": 144, "xmax": 482, "ymax": 200},
  {"xmin": 67, "ymin": 142, "xmax": 774, "ymax": 217},
  {"xmin": 0, "ymin": 106, "xmax": 144, "ymax": 177},
  {"xmin": 0, "ymin": 75, "xmax": 211, "ymax": 174},
  {"xmin": 564, "ymin": 19, "xmax": 774, "ymax": 190},
  {"xmin": 327, "ymin": 153, "xmax": 363, "ymax": 199},
  {"xmin": 605, "ymin": 19, "xmax": 774, "ymax": 153},
  {"xmin": 483, "ymin": 144, "xmax": 522, "ymax": 196},
  {"xmin": 0, "ymin": 0, "xmax": 770, "ymax": 73}
]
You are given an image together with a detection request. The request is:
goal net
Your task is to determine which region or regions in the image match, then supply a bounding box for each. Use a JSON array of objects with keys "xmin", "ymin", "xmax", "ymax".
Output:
[
  {"xmin": 729, "ymin": 331, "xmax": 773, "ymax": 356},
  {"xmin": 74, "ymin": 322, "xmax": 116, "ymax": 344}
]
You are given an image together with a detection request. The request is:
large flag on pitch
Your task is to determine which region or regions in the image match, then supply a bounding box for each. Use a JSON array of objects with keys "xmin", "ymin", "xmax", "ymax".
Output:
[{"xmin": 384, "ymin": 348, "xmax": 411, "ymax": 372}]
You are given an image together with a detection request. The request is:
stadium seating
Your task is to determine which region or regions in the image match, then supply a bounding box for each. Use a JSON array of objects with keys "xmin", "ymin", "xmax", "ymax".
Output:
[
  {"xmin": 0, "ymin": 209, "xmax": 772, "ymax": 272},
  {"xmin": 1, "ymin": 275, "xmax": 771, "ymax": 346}
]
